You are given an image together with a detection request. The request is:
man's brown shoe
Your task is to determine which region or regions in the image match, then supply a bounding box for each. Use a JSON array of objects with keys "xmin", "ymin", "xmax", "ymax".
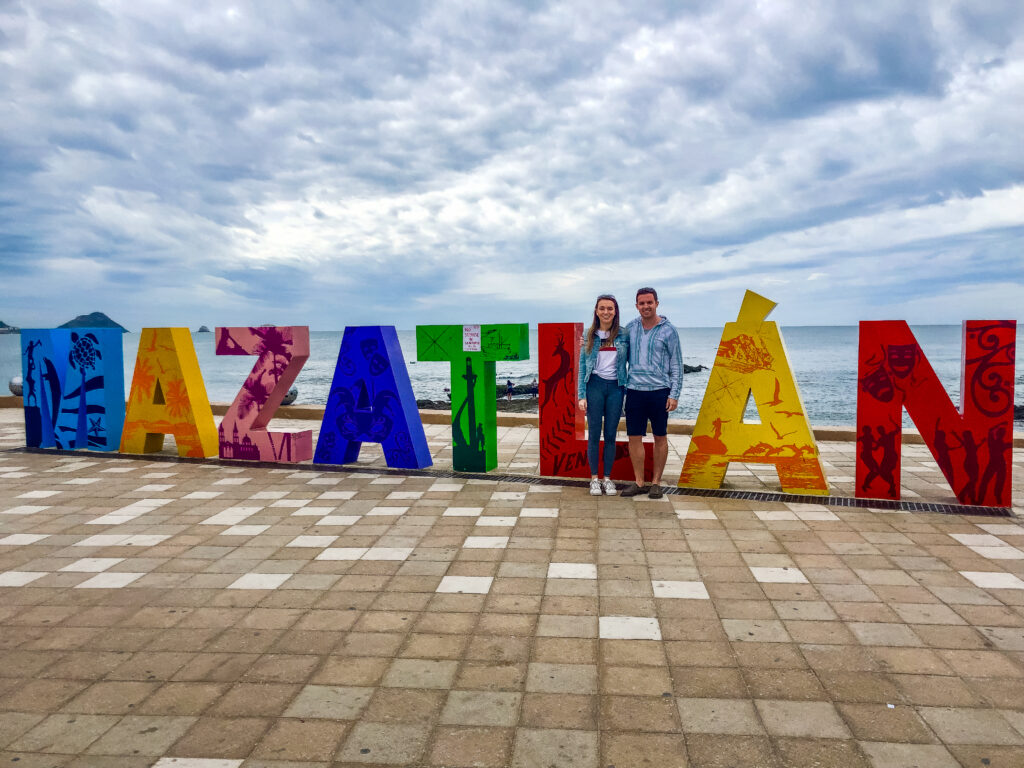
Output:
[
  {"xmin": 647, "ymin": 484, "xmax": 664, "ymax": 499},
  {"xmin": 620, "ymin": 483, "xmax": 647, "ymax": 497}
]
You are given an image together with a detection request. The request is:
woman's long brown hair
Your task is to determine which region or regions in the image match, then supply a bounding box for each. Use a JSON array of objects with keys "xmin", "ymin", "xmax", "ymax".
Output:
[{"xmin": 585, "ymin": 294, "xmax": 620, "ymax": 354}]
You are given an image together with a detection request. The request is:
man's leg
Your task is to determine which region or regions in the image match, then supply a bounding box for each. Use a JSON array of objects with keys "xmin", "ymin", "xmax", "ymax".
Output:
[
  {"xmin": 647, "ymin": 389, "xmax": 671, "ymax": 498},
  {"xmin": 628, "ymin": 435, "xmax": 646, "ymax": 486},
  {"xmin": 651, "ymin": 435, "xmax": 669, "ymax": 485},
  {"xmin": 621, "ymin": 389, "xmax": 648, "ymax": 496}
]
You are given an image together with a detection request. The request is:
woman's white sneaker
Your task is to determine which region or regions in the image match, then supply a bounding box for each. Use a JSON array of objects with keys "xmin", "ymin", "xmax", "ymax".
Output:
[
  {"xmin": 602, "ymin": 479, "xmax": 617, "ymax": 496},
  {"xmin": 589, "ymin": 479, "xmax": 602, "ymax": 496}
]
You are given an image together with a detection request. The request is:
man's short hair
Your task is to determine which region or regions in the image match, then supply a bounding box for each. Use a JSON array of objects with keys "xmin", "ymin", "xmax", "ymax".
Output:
[{"xmin": 636, "ymin": 286, "xmax": 658, "ymax": 302}]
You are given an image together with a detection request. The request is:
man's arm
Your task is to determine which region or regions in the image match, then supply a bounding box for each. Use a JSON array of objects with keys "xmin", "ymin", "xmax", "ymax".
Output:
[{"xmin": 665, "ymin": 326, "xmax": 683, "ymax": 403}]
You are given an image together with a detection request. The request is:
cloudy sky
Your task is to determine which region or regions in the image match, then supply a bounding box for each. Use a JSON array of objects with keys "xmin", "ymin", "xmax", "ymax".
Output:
[{"xmin": 2, "ymin": 0, "xmax": 1022, "ymax": 331}]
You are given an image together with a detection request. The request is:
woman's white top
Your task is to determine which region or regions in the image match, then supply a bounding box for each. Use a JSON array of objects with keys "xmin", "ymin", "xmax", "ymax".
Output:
[{"xmin": 594, "ymin": 330, "xmax": 617, "ymax": 380}]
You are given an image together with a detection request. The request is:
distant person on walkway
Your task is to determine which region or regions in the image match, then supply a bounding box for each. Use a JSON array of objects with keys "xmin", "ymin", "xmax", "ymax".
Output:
[
  {"xmin": 620, "ymin": 287, "xmax": 682, "ymax": 499},
  {"xmin": 578, "ymin": 294, "xmax": 629, "ymax": 496}
]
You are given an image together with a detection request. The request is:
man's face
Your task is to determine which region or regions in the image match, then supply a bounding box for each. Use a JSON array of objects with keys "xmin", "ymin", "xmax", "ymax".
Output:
[{"xmin": 636, "ymin": 292, "xmax": 658, "ymax": 320}]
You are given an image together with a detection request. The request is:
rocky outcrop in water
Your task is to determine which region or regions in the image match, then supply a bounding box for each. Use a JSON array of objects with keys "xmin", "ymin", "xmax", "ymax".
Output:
[{"xmin": 58, "ymin": 312, "xmax": 128, "ymax": 332}]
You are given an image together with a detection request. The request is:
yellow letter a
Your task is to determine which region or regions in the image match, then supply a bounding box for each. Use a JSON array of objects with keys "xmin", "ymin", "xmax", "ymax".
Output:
[
  {"xmin": 120, "ymin": 328, "xmax": 217, "ymax": 457},
  {"xmin": 679, "ymin": 291, "xmax": 828, "ymax": 495}
]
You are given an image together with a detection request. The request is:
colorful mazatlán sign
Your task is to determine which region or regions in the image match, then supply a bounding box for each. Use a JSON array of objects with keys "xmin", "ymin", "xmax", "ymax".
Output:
[{"xmin": 18, "ymin": 295, "xmax": 1018, "ymax": 508}]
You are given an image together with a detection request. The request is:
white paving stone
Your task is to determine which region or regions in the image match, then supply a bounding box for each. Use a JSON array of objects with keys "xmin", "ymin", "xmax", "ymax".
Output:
[
  {"xmin": 436, "ymin": 575, "xmax": 493, "ymax": 594},
  {"xmin": 1, "ymin": 505, "xmax": 50, "ymax": 515},
  {"xmin": 366, "ymin": 506, "xmax": 409, "ymax": 516},
  {"xmin": 599, "ymin": 616, "xmax": 662, "ymax": 640},
  {"xmin": 0, "ymin": 571, "xmax": 46, "ymax": 586},
  {"xmin": 152, "ymin": 757, "xmax": 244, "ymax": 767},
  {"xmin": 519, "ymin": 507, "xmax": 559, "ymax": 517},
  {"xmin": 960, "ymin": 571, "xmax": 1024, "ymax": 590},
  {"xmin": 287, "ymin": 535, "xmax": 338, "ymax": 548},
  {"xmin": 443, "ymin": 506, "xmax": 483, "ymax": 517},
  {"xmin": 228, "ymin": 572, "xmax": 292, "ymax": 590},
  {"xmin": 363, "ymin": 547, "xmax": 415, "ymax": 561},
  {"xmin": 547, "ymin": 562, "xmax": 598, "ymax": 579},
  {"xmin": 674, "ymin": 509, "xmax": 718, "ymax": 520},
  {"xmin": 476, "ymin": 516, "xmax": 518, "ymax": 527},
  {"xmin": 463, "ymin": 536, "xmax": 509, "ymax": 549},
  {"xmin": 0, "ymin": 534, "xmax": 49, "ymax": 545}
]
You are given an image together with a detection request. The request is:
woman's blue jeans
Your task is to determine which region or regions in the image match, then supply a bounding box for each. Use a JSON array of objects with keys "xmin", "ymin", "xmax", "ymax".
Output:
[{"xmin": 586, "ymin": 375, "xmax": 624, "ymax": 477}]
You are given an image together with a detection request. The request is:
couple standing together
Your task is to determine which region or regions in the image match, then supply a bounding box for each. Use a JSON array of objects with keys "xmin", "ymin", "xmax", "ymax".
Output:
[{"xmin": 577, "ymin": 286, "xmax": 682, "ymax": 499}]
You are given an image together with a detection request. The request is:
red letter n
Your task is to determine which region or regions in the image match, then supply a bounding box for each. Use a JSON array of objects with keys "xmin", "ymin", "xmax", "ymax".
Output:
[{"xmin": 856, "ymin": 321, "xmax": 1015, "ymax": 507}]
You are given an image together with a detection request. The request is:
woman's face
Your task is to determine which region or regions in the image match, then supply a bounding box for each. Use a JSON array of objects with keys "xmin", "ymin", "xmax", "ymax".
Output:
[{"xmin": 596, "ymin": 299, "xmax": 617, "ymax": 325}]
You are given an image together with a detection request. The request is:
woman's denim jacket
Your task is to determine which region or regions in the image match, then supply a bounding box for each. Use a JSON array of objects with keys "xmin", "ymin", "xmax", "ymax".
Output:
[{"xmin": 577, "ymin": 331, "xmax": 629, "ymax": 399}]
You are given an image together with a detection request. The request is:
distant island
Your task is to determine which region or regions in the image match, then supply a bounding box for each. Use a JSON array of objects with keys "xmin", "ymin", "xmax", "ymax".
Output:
[
  {"xmin": 0, "ymin": 320, "xmax": 19, "ymax": 335},
  {"xmin": 58, "ymin": 311, "xmax": 129, "ymax": 333},
  {"xmin": 197, "ymin": 325, "xmax": 211, "ymax": 333}
]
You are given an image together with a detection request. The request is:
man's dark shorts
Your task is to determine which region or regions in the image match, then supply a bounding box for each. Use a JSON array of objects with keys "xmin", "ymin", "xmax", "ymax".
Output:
[{"xmin": 625, "ymin": 388, "xmax": 670, "ymax": 437}]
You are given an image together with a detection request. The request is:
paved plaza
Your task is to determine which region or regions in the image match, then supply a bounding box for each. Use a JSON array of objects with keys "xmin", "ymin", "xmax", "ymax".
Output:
[{"xmin": 1, "ymin": 409, "xmax": 1023, "ymax": 767}]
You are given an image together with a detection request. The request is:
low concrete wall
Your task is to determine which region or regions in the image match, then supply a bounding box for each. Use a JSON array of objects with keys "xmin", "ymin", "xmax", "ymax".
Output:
[{"xmin": 2, "ymin": 396, "xmax": 1022, "ymax": 447}]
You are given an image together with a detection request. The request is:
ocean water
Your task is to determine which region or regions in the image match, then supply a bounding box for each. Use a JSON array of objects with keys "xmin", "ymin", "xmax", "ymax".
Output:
[{"xmin": 1, "ymin": 326, "xmax": 1021, "ymax": 428}]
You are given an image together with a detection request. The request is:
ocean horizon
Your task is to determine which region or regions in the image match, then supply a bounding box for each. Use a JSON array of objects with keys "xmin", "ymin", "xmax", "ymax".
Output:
[{"xmin": 2, "ymin": 325, "xmax": 1021, "ymax": 428}]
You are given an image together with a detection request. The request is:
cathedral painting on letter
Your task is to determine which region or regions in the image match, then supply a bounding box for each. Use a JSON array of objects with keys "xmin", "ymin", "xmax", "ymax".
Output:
[{"xmin": 679, "ymin": 291, "xmax": 828, "ymax": 495}]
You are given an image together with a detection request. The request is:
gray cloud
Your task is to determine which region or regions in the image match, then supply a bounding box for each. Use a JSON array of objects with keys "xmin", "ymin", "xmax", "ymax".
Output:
[{"xmin": 1, "ymin": 0, "xmax": 1022, "ymax": 330}]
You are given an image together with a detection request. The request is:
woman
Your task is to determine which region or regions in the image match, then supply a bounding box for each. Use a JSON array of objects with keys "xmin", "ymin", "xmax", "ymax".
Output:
[{"xmin": 578, "ymin": 294, "xmax": 629, "ymax": 495}]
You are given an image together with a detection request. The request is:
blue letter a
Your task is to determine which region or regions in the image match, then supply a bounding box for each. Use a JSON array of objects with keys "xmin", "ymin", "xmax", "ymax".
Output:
[
  {"xmin": 21, "ymin": 329, "xmax": 125, "ymax": 451},
  {"xmin": 314, "ymin": 326, "xmax": 432, "ymax": 469}
]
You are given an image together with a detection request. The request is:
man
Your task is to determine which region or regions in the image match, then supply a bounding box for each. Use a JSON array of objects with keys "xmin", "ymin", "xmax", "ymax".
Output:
[{"xmin": 620, "ymin": 287, "xmax": 682, "ymax": 499}]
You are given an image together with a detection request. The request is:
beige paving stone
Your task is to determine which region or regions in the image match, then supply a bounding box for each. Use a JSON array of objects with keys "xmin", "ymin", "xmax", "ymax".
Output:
[
  {"xmin": 336, "ymin": 721, "xmax": 430, "ymax": 764},
  {"xmin": 917, "ymin": 707, "xmax": 1024, "ymax": 745},
  {"xmin": 9, "ymin": 714, "xmax": 118, "ymax": 753},
  {"xmin": 429, "ymin": 725, "xmax": 514, "ymax": 767},
  {"xmin": 439, "ymin": 690, "xmax": 521, "ymax": 726},
  {"xmin": 167, "ymin": 715, "xmax": 270, "ymax": 758},
  {"xmin": 85, "ymin": 715, "xmax": 196, "ymax": 756},
  {"xmin": 601, "ymin": 694, "xmax": 680, "ymax": 732},
  {"xmin": 0, "ymin": 712, "xmax": 46, "ymax": 750},
  {"xmin": 774, "ymin": 737, "xmax": 871, "ymax": 768},
  {"xmin": 511, "ymin": 727, "xmax": 599, "ymax": 768},
  {"xmin": 677, "ymin": 697, "xmax": 764, "ymax": 735},
  {"xmin": 525, "ymin": 662, "xmax": 598, "ymax": 694},
  {"xmin": 684, "ymin": 733, "xmax": 778, "ymax": 767},
  {"xmin": 858, "ymin": 741, "xmax": 960, "ymax": 768},
  {"xmin": 381, "ymin": 658, "xmax": 459, "ymax": 689},
  {"xmin": 209, "ymin": 682, "xmax": 300, "ymax": 718},
  {"xmin": 754, "ymin": 699, "xmax": 851, "ymax": 738},
  {"xmin": 837, "ymin": 703, "xmax": 936, "ymax": 743},
  {"xmin": 601, "ymin": 731, "xmax": 689, "ymax": 768},
  {"xmin": 520, "ymin": 693, "xmax": 597, "ymax": 729},
  {"xmin": 282, "ymin": 685, "xmax": 373, "ymax": 720},
  {"xmin": 250, "ymin": 716, "xmax": 349, "ymax": 761},
  {"xmin": 362, "ymin": 688, "xmax": 444, "ymax": 725},
  {"xmin": 946, "ymin": 744, "xmax": 1024, "ymax": 768}
]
